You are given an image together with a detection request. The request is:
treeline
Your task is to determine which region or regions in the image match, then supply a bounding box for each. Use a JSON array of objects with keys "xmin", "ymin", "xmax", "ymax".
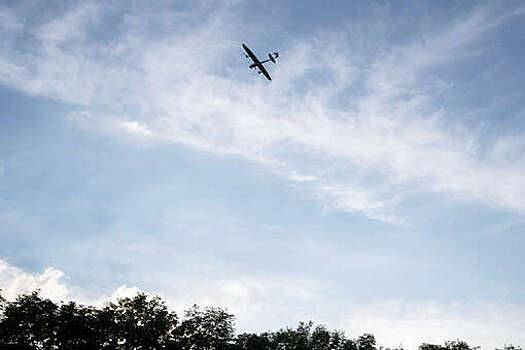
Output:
[{"xmin": 0, "ymin": 291, "xmax": 520, "ymax": 350}]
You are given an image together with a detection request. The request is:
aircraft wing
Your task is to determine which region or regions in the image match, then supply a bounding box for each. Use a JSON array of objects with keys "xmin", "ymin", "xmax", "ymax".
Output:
[
  {"xmin": 242, "ymin": 44, "xmax": 259, "ymax": 63},
  {"xmin": 242, "ymin": 43, "xmax": 272, "ymax": 81},
  {"xmin": 257, "ymin": 64, "xmax": 272, "ymax": 81}
]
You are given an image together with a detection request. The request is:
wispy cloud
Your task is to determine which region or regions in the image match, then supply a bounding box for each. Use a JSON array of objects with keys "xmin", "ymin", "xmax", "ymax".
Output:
[
  {"xmin": 34, "ymin": 3, "xmax": 100, "ymax": 46},
  {"xmin": 1, "ymin": 2, "xmax": 525, "ymax": 224}
]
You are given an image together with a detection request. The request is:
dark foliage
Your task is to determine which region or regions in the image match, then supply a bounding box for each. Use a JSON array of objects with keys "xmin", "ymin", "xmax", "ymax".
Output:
[
  {"xmin": 0, "ymin": 291, "xmax": 176, "ymax": 350},
  {"xmin": 419, "ymin": 341, "xmax": 472, "ymax": 350},
  {"xmin": 0, "ymin": 290, "xmax": 519, "ymax": 350},
  {"xmin": 168, "ymin": 304, "xmax": 234, "ymax": 350}
]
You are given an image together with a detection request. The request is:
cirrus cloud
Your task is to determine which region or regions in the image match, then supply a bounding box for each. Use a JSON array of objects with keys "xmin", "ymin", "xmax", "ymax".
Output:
[{"xmin": 1, "ymin": 2, "xmax": 524, "ymax": 223}]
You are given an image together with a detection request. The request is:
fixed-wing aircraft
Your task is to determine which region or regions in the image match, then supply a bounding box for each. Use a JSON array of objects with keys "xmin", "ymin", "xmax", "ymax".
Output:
[{"xmin": 242, "ymin": 43, "xmax": 279, "ymax": 81}]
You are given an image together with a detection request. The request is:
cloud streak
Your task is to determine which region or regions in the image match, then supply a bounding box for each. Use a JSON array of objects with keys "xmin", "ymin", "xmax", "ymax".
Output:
[{"xmin": 1, "ymin": 3, "xmax": 524, "ymax": 225}]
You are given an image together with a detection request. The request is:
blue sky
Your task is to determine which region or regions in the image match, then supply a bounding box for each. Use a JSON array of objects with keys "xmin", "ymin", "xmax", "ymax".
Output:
[{"xmin": 1, "ymin": 0, "xmax": 525, "ymax": 348}]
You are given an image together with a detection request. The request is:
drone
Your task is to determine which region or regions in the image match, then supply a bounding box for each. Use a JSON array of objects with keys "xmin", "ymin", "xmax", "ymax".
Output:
[{"xmin": 242, "ymin": 43, "xmax": 279, "ymax": 81}]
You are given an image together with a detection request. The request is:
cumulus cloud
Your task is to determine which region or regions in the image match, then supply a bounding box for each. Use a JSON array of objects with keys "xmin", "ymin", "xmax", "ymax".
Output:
[
  {"xmin": 1, "ymin": 3, "xmax": 525, "ymax": 225},
  {"xmin": 98, "ymin": 284, "xmax": 142, "ymax": 305},
  {"xmin": 0, "ymin": 259, "xmax": 69, "ymax": 301},
  {"xmin": 0, "ymin": 259, "xmax": 141, "ymax": 306}
]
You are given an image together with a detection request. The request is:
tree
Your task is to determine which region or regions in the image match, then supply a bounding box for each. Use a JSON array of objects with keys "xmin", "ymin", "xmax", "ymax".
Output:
[
  {"xmin": 327, "ymin": 330, "xmax": 357, "ymax": 350},
  {"xmin": 444, "ymin": 340, "xmax": 470, "ymax": 350},
  {"xmin": 357, "ymin": 334, "xmax": 376, "ymax": 350},
  {"xmin": 0, "ymin": 291, "xmax": 58, "ymax": 349},
  {"xmin": 235, "ymin": 332, "xmax": 276, "ymax": 350},
  {"xmin": 53, "ymin": 302, "xmax": 100, "ymax": 350},
  {"xmin": 106, "ymin": 293, "xmax": 177, "ymax": 349},
  {"xmin": 420, "ymin": 344, "xmax": 444, "ymax": 350},
  {"xmin": 0, "ymin": 291, "xmax": 178, "ymax": 350},
  {"xmin": 0, "ymin": 290, "xmax": 6, "ymax": 318},
  {"xmin": 271, "ymin": 321, "xmax": 314, "ymax": 350},
  {"xmin": 170, "ymin": 304, "xmax": 235, "ymax": 350},
  {"xmin": 1, "ymin": 289, "xmax": 506, "ymax": 350},
  {"xmin": 419, "ymin": 340, "xmax": 471, "ymax": 350},
  {"xmin": 310, "ymin": 325, "xmax": 332, "ymax": 350}
]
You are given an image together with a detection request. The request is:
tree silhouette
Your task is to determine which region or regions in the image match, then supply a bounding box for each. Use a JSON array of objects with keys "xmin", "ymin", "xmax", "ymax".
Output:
[
  {"xmin": 0, "ymin": 291, "xmax": 178, "ymax": 349},
  {"xmin": 357, "ymin": 333, "xmax": 376, "ymax": 350},
  {"xmin": 267, "ymin": 321, "xmax": 357, "ymax": 350},
  {"xmin": 420, "ymin": 340, "xmax": 472, "ymax": 350},
  {"xmin": 0, "ymin": 291, "xmax": 58, "ymax": 349},
  {"xmin": 107, "ymin": 293, "xmax": 177, "ymax": 349},
  {"xmin": 54, "ymin": 301, "xmax": 99, "ymax": 349},
  {"xmin": 0, "ymin": 289, "xmax": 516, "ymax": 350},
  {"xmin": 235, "ymin": 332, "xmax": 275, "ymax": 350},
  {"xmin": 0, "ymin": 291, "xmax": 6, "ymax": 321},
  {"xmin": 169, "ymin": 304, "xmax": 235, "ymax": 350},
  {"xmin": 444, "ymin": 341, "xmax": 471, "ymax": 350}
]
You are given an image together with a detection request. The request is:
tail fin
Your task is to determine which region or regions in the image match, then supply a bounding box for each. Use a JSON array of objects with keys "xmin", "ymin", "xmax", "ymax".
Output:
[{"xmin": 268, "ymin": 52, "xmax": 279, "ymax": 63}]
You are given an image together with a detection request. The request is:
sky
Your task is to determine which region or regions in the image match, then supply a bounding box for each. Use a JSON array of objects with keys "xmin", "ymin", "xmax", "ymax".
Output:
[{"xmin": 1, "ymin": 0, "xmax": 525, "ymax": 348}]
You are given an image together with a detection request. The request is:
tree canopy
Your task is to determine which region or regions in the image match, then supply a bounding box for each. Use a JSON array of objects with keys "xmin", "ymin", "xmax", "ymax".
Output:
[{"xmin": 0, "ymin": 290, "xmax": 520, "ymax": 350}]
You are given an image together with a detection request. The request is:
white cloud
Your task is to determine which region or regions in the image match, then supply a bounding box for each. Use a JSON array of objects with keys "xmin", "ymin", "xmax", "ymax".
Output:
[
  {"xmin": 288, "ymin": 171, "xmax": 317, "ymax": 183},
  {"xmin": 0, "ymin": 259, "xmax": 69, "ymax": 301},
  {"xmin": 0, "ymin": 259, "xmax": 141, "ymax": 306},
  {"xmin": 98, "ymin": 285, "xmax": 142, "ymax": 305},
  {"xmin": 1, "ymin": 2, "xmax": 525, "ymax": 225},
  {"xmin": 112, "ymin": 119, "xmax": 154, "ymax": 139},
  {"xmin": 163, "ymin": 275, "xmax": 324, "ymax": 331}
]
